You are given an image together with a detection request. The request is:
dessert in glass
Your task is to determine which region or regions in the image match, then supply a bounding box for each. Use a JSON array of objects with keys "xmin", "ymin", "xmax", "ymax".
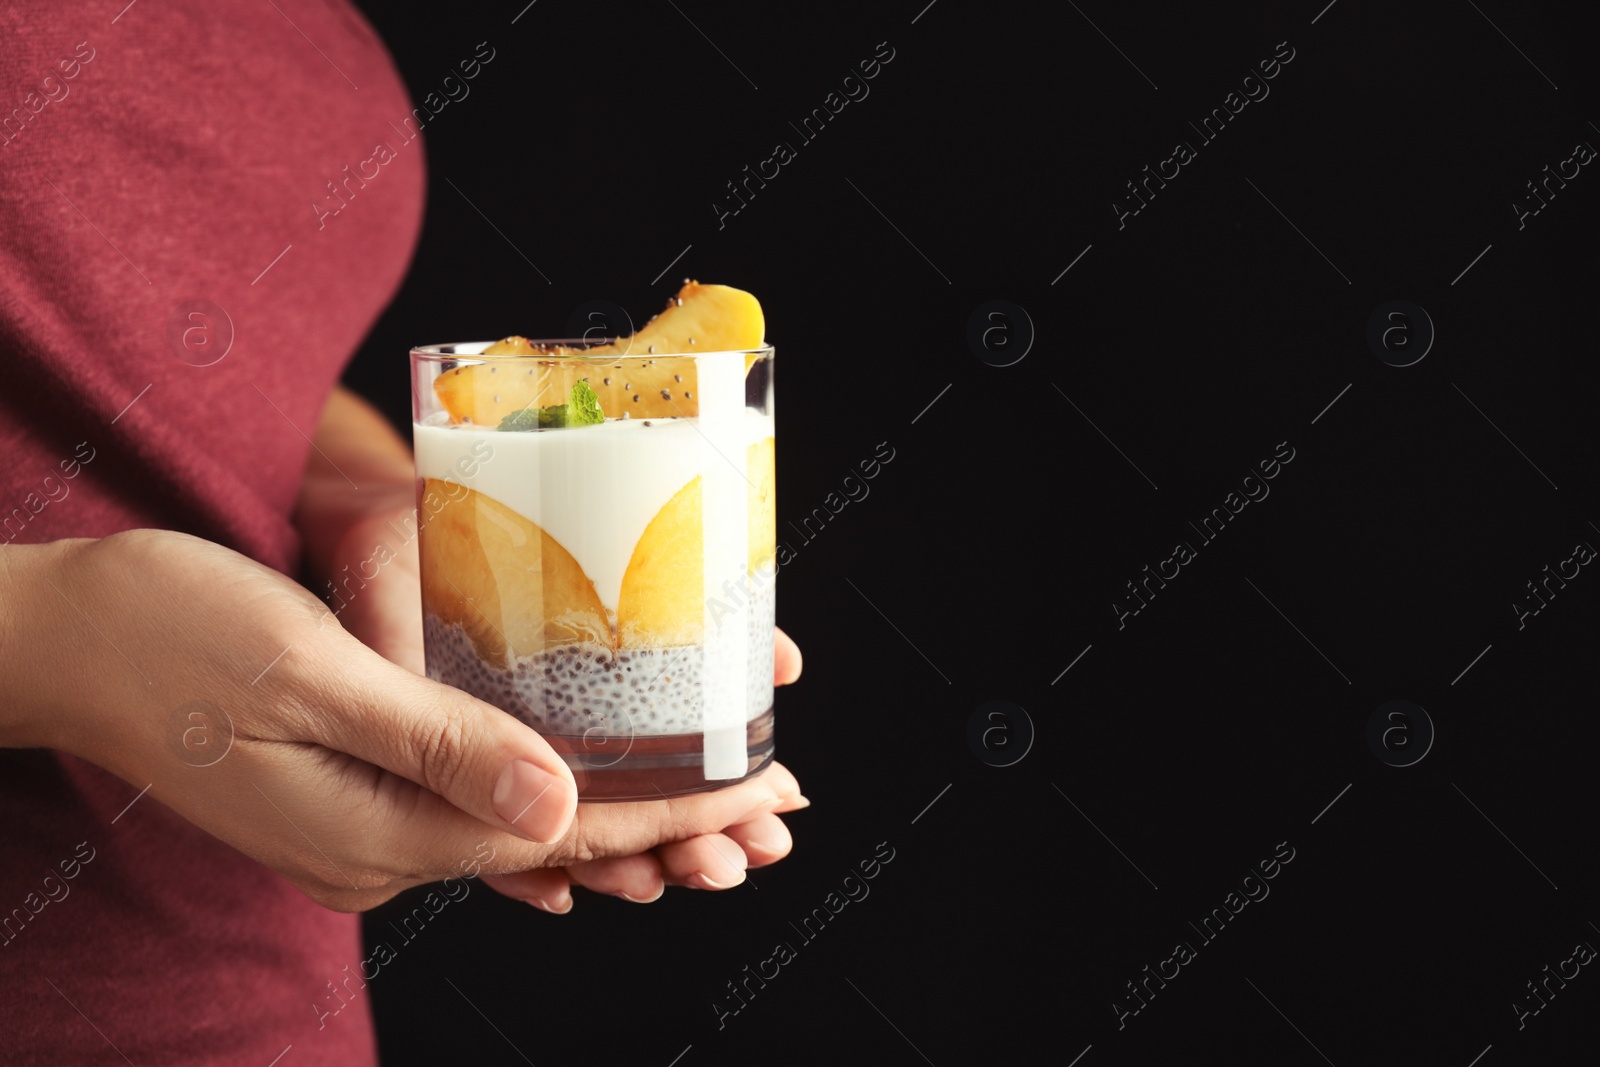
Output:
[{"xmin": 410, "ymin": 283, "xmax": 776, "ymax": 800}]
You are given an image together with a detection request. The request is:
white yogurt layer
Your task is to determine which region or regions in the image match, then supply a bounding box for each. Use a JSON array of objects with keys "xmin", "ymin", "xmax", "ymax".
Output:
[{"xmin": 413, "ymin": 409, "xmax": 774, "ymax": 614}]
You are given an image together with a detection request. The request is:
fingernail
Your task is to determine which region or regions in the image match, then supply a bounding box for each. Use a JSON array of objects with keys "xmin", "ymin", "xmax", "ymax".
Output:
[
  {"xmin": 743, "ymin": 832, "xmax": 788, "ymax": 858},
  {"xmin": 793, "ymin": 795, "xmax": 812, "ymax": 809},
  {"xmin": 692, "ymin": 869, "xmax": 747, "ymax": 890},
  {"xmin": 493, "ymin": 760, "xmax": 569, "ymax": 842},
  {"xmin": 529, "ymin": 892, "xmax": 572, "ymax": 915},
  {"xmin": 691, "ymin": 851, "xmax": 747, "ymax": 890},
  {"xmin": 617, "ymin": 885, "xmax": 664, "ymax": 904}
]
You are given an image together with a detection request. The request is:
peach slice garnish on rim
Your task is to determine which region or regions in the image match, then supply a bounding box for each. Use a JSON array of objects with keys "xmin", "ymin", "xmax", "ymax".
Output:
[{"xmin": 434, "ymin": 281, "xmax": 765, "ymax": 424}]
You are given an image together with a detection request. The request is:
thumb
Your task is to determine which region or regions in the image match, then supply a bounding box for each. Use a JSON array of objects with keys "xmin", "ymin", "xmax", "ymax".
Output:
[{"xmin": 308, "ymin": 645, "xmax": 579, "ymax": 843}]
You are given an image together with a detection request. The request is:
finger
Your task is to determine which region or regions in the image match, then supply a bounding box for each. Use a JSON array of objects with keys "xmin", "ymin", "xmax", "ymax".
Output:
[
  {"xmin": 360, "ymin": 759, "xmax": 804, "ymax": 879},
  {"xmin": 482, "ymin": 869, "xmax": 573, "ymax": 914},
  {"xmin": 548, "ymin": 762, "xmax": 797, "ymax": 871},
  {"xmin": 721, "ymin": 812, "xmax": 793, "ymax": 868},
  {"xmin": 773, "ymin": 793, "xmax": 811, "ymax": 814},
  {"xmin": 754, "ymin": 760, "xmax": 807, "ymax": 813},
  {"xmin": 750, "ymin": 759, "xmax": 801, "ymax": 804},
  {"xmin": 294, "ymin": 639, "xmax": 578, "ymax": 844},
  {"xmin": 566, "ymin": 853, "xmax": 666, "ymax": 903},
  {"xmin": 657, "ymin": 833, "xmax": 749, "ymax": 889},
  {"xmin": 774, "ymin": 627, "xmax": 802, "ymax": 685}
]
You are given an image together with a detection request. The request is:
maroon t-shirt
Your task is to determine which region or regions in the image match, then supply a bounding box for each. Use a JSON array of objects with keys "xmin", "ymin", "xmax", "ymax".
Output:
[{"xmin": 1, "ymin": 2, "xmax": 426, "ymax": 1062}]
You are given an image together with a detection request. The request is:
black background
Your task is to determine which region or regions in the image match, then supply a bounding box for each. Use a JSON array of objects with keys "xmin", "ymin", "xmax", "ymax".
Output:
[{"xmin": 347, "ymin": 1, "xmax": 1599, "ymax": 1064}]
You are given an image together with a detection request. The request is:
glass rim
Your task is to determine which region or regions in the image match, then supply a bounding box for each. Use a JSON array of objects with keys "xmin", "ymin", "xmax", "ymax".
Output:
[{"xmin": 410, "ymin": 340, "xmax": 774, "ymax": 363}]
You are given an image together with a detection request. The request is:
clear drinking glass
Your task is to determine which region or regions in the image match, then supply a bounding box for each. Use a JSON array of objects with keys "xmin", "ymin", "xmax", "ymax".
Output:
[{"xmin": 409, "ymin": 340, "xmax": 776, "ymax": 800}]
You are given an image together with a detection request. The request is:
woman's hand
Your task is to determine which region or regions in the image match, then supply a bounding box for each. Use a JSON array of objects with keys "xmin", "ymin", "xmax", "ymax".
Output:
[{"xmin": 0, "ymin": 530, "xmax": 805, "ymax": 912}]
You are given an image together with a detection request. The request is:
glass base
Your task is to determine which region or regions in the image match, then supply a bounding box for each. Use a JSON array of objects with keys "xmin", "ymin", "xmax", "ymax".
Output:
[{"xmin": 539, "ymin": 707, "xmax": 775, "ymax": 802}]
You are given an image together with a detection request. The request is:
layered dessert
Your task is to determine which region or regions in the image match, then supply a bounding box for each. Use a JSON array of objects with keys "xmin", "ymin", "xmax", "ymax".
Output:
[{"xmin": 411, "ymin": 282, "xmax": 776, "ymax": 799}]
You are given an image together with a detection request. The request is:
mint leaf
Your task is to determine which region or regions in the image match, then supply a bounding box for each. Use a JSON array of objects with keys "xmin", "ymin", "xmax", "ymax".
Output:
[
  {"xmin": 497, "ymin": 382, "xmax": 605, "ymax": 431},
  {"xmin": 498, "ymin": 405, "xmax": 565, "ymax": 431},
  {"xmin": 497, "ymin": 408, "xmax": 541, "ymax": 431},
  {"xmin": 568, "ymin": 381, "xmax": 604, "ymax": 427}
]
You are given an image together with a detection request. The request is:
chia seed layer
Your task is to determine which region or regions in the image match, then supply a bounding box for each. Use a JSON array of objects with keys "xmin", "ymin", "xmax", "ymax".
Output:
[{"xmin": 424, "ymin": 576, "xmax": 776, "ymax": 737}]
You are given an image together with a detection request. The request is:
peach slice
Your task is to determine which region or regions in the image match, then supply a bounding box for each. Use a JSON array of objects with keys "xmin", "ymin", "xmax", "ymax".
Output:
[
  {"xmin": 617, "ymin": 475, "xmax": 704, "ymax": 649},
  {"xmin": 616, "ymin": 439, "xmax": 776, "ymax": 649},
  {"xmin": 434, "ymin": 281, "xmax": 764, "ymax": 424},
  {"xmin": 418, "ymin": 478, "xmax": 611, "ymax": 667}
]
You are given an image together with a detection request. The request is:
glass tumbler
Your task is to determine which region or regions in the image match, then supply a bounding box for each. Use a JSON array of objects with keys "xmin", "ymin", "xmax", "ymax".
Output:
[{"xmin": 410, "ymin": 341, "xmax": 776, "ymax": 800}]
